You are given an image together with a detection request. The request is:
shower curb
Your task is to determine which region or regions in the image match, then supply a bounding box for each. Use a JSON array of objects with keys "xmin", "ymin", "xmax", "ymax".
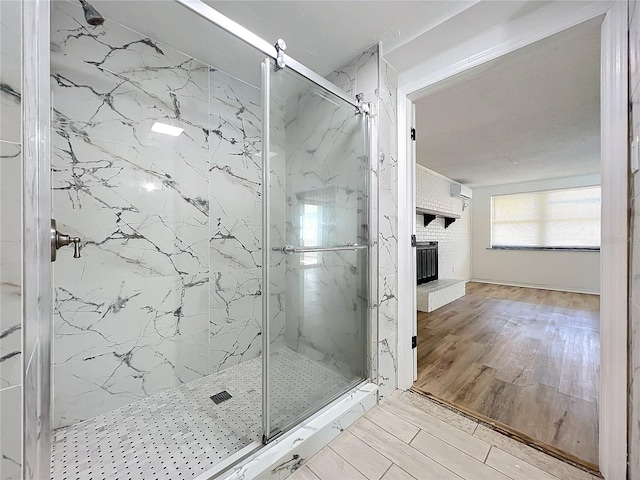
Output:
[{"xmin": 208, "ymin": 382, "xmax": 378, "ymax": 480}]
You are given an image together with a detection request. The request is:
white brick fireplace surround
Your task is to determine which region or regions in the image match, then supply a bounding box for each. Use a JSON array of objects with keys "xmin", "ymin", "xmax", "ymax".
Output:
[{"xmin": 415, "ymin": 165, "xmax": 471, "ymax": 282}]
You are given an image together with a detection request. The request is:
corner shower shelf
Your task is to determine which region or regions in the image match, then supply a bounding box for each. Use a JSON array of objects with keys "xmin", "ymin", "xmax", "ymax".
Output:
[{"xmin": 416, "ymin": 207, "xmax": 460, "ymax": 228}]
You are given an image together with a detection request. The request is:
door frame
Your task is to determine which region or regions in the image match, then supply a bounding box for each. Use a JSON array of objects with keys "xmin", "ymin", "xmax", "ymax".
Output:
[{"xmin": 395, "ymin": 2, "xmax": 627, "ymax": 478}]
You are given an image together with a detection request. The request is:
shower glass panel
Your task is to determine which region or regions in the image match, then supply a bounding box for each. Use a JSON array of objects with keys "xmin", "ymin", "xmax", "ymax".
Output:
[
  {"xmin": 264, "ymin": 60, "xmax": 369, "ymax": 440},
  {"xmin": 49, "ymin": 1, "xmax": 267, "ymax": 478}
]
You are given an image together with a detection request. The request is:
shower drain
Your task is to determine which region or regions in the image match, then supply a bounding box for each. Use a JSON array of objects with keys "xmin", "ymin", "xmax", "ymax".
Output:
[{"xmin": 210, "ymin": 391, "xmax": 233, "ymax": 404}]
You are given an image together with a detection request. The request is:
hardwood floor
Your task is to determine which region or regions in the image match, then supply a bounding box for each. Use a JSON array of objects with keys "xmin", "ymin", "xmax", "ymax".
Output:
[{"xmin": 413, "ymin": 282, "xmax": 600, "ymax": 470}]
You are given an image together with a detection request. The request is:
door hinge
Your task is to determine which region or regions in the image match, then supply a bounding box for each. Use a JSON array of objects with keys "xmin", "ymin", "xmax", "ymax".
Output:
[
  {"xmin": 412, "ymin": 335, "xmax": 417, "ymax": 349},
  {"xmin": 411, "ymin": 234, "xmax": 417, "ymax": 247},
  {"xmin": 410, "ymin": 128, "xmax": 416, "ymax": 141}
]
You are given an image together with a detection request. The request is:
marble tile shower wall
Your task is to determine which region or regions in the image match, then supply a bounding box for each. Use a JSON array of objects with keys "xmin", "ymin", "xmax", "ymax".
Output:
[
  {"xmin": 0, "ymin": 1, "xmax": 23, "ymax": 479},
  {"xmin": 377, "ymin": 57, "xmax": 399, "ymax": 399},
  {"xmin": 326, "ymin": 45, "xmax": 400, "ymax": 399},
  {"xmin": 50, "ymin": 1, "xmax": 271, "ymax": 429},
  {"xmin": 415, "ymin": 166, "xmax": 472, "ymax": 281}
]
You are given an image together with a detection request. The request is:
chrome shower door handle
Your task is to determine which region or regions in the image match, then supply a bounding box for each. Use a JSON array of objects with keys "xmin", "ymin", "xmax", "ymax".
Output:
[
  {"xmin": 280, "ymin": 244, "xmax": 296, "ymax": 255},
  {"xmin": 273, "ymin": 243, "xmax": 366, "ymax": 254},
  {"xmin": 51, "ymin": 219, "xmax": 81, "ymax": 262}
]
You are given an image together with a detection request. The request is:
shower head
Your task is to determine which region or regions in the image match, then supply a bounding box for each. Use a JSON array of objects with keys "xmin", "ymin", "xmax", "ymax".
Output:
[{"xmin": 79, "ymin": 0, "xmax": 104, "ymax": 26}]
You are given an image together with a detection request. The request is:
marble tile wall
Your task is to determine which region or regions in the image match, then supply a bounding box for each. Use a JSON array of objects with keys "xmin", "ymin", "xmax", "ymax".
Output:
[
  {"xmin": 630, "ymin": 0, "xmax": 640, "ymax": 475},
  {"xmin": 325, "ymin": 45, "xmax": 400, "ymax": 399},
  {"xmin": 49, "ymin": 0, "xmax": 396, "ymax": 434},
  {"xmin": 377, "ymin": 57, "xmax": 399, "ymax": 399},
  {"xmin": 49, "ymin": 1, "xmax": 269, "ymax": 428},
  {"xmin": 208, "ymin": 69, "xmax": 271, "ymax": 371},
  {"xmin": 0, "ymin": 0, "xmax": 23, "ymax": 478}
]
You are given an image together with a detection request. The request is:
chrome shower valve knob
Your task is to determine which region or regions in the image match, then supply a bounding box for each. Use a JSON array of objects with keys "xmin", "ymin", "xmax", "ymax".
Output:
[{"xmin": 51, "ymin": 219, "xmax": 82, "ymax": 262}]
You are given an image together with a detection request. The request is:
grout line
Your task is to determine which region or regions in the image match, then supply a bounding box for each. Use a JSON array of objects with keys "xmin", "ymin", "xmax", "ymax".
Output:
[
  {"xmin": 408, "ymin": 428, "xmax": 421, "ymax": 444},
  {"xmin": 379, "ymin": 464, "xmax": 393, "ymax": 479},
  {"xmin": 380, "ymin": 399, "xmax": 493, "ymax": 456},
  {"xmin": 364, "ymin": 406, "xmax": 420, "ymax": 444},
  {"xmin": 328, "ymin": 435, "xmax": 390, "ymax": 480},
  {"xmin": 472, "ymin": 421, "xmax": 479, "ymax": 435},
  {"xmin": 305, "ymin": 461, "xmax": 323, "ymax": 480},
  {"xmin": 352, "ymin": 418, "xmax": 464, "ymax": 480},
  {"xmin": 391, "ymin": 464, "xmax": 420, "ymax": 480},
  {"xmin": 484, "ymin": 445, "xmax": 492, "ymax": 464},
  {"xmin": 328, "ymin": 444, "xmax": 367, "ymax": 478}
]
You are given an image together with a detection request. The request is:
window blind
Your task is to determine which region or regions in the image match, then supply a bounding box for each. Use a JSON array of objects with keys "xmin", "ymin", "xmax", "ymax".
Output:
[{"xmin": 491, "ymin": 186, "xmax": 601, "ymax": 249}]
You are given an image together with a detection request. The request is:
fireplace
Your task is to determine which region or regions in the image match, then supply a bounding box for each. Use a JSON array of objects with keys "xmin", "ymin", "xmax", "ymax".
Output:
[{"xmin": 416, "ymin": 242, "xmax": 438, "ymax": 285}]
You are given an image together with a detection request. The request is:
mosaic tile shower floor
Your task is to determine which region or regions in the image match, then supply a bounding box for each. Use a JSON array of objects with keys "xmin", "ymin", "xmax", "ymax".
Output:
[{"xmin": 51, "ymin": 348, "xmax": 353, "ymax": 480}]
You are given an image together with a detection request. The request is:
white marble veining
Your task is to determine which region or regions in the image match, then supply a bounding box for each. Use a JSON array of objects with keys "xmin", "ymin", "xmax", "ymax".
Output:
[
  {"xmin": 0, "ymin": 142, "xmax": 22, "ymax": 391},
  {"xmin": 377, "ymin": 56, "xmax": 399, "ymax": 399},
  {"xmin": 53, "ymin": 275, "xmax": 209, "ymax": 428},
  {"xmin": 211, "ymin": 268, "xmax": 262, "ymax": 322},
  {"xmin": 209, "ymin": 317, "xmax": 262, "ymax": 374},
  {"xmin": 1, "ymin": 385, "xmax": 21, "ymax": 480},
  {"xmin": 0, "ymin": 2, "xmax": 23, "ymax": 477},
  {"xmin": 210, "ymin": 163, "xmax": 261, "ymax": 222},
  {"xmin": 378, "ymin": 274, "xmax": 399, "ymax": 341},
  {"xmin": 51, "ymin": 0, "xmax": 270, "ymax": 427},
  {"xmin": 0, "ymin": 0, "xmax": 21, "ymax": 144},
  {"xmin": 210, "ymin": 218, "xmax": 262, "ymax": 271},
  {"xmin": 51, "ymin": 2, "xmax": 209, "ymax": 155},
  {"xmin": 53, "ymin": 210, "xmax": 209, "ymax": 284},
  {"xmin": 52, "ymin": 132, "xmax": 209, "ymax": 218}
]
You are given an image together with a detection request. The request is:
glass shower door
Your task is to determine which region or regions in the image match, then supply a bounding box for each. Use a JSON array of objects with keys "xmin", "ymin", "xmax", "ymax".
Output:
[{"xmin": 262, "ymin": 59, "xmax": 369, "ymax": 441}]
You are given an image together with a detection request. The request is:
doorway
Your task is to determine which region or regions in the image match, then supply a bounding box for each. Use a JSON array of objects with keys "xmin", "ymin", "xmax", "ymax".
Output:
[{"xmin": 396, "ymin": 4, "xmax": 628, "ymax": 479}]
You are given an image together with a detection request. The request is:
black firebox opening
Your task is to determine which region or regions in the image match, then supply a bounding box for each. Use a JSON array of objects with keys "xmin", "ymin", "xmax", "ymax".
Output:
[{"xmin": 416, "ymin": 242, "xmax": 438, "ymax": 285}]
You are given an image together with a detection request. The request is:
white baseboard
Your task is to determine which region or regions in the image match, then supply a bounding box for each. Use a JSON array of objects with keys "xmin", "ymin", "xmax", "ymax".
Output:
[{"xmin": 469, "ymin": 278, "xmax": 600, "ymax": 296}]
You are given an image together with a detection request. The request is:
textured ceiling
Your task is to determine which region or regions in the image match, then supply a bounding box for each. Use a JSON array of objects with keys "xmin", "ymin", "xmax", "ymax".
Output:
[{"xmin": 414, "ymin": 17, "xmax": 602, "ymax": 188}]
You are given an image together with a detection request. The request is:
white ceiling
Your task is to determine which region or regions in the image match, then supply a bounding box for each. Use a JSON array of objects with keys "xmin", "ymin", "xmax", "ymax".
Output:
[
  {"xmin": 414, "ymin": 17, "xmax": 602, "ymax": 188},
  {"xmin": 86, "ymin": 0, "xmax": 480, "ymax": 85},
  {"xmin": 206, "ymin": 1, "xmax": 475, "ymax": 74}
]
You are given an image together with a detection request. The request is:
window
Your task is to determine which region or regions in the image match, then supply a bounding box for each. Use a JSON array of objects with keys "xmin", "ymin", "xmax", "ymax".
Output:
[
  {"xmin": 300, "ymin": 203, "xmax": 321, "ymax": 265},
  {"xmin": 491, "ymin": 186, "xmax": 601, "ymax": 250}
]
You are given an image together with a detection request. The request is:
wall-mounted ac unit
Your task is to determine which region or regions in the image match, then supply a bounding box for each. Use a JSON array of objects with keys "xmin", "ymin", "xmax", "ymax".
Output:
[{"xmin": 450, "ymin": 184, "xmax": 472, "ymax": 200}]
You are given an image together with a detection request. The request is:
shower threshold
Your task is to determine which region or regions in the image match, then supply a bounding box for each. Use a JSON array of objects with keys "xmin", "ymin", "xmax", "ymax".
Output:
[{"xmin": 50, "ymin": 348, "xmax": 354, "ymax": 480}]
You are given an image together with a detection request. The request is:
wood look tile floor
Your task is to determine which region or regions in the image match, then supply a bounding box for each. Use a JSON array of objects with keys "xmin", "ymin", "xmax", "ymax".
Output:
[
  {"xmin": 413, "ymin": 282, "xmax": 600, "ymax": 470},
  {"xmin": 291, "ymin": 391, "xmax": 599, "ymax": 480}
]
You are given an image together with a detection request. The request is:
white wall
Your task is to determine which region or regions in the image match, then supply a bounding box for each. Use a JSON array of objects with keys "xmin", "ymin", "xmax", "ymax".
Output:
[
  {"xmin": 415, "ymin": 165, "xmax": 472, "ymax": 281},
  {"xmin": 471, "ymin": 174, "xmax": 601, "ymax": 294}
]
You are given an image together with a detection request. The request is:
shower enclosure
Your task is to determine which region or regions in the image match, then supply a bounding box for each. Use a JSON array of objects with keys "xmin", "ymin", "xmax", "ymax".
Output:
[{"xmin": 43, "ymin": 0, "xmax": 373, "ymax": 478}]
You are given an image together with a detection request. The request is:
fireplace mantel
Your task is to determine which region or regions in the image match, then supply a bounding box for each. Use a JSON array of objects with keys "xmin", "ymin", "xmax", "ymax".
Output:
[{"xmin": 416, "ymin": 207, "xmax": 460, "ymax": 228}]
